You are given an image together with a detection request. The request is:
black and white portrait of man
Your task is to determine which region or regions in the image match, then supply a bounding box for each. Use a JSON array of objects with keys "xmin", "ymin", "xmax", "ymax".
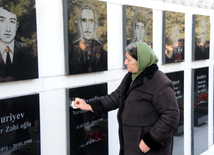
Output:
[
  {"xmin": 123, "ymin": 6, "xmax": 153, "ymax": 67},
  {"xmin": 125, "ymin": 7, "xmax": 153, "ymax": 48},
  {"xmin": 0, "ymin": 0, "xmax": 38, "ymax": 82},
  {"xmin": 68, "ymin": 1, "xmax": 107, "ymax": 75},
  {"xmin": 134, "ymin": 12, "xmax": 147, "ymax": 43},
  {"xmin": 164, "ymin": 11, "xmax": 185, "ymax": 64},
  {"xmin": 81, "ymin": 5, "xmax": 96, "ymax": 40},
  {"xmin": 193, "ymin": 15, "xmax": 210, "ymax": 60},
  {"xmin": 199, "ymin": 20, "xmax": 206, "ymax": 43}
]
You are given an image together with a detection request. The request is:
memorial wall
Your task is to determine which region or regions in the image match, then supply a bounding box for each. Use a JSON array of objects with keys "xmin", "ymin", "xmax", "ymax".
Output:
[
  {"xmin": 0, "ymin": 0, "xmax": 213, "ymax": 155},
  {"xmin": 68, "ymin": 83, "xmax": 108, "ymax": 155}
]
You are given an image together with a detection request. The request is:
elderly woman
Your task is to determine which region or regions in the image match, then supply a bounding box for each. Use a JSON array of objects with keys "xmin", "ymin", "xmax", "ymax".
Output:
[{"xmin": 74, "ymin": 42, "xmax": 180, "ymax": 155}]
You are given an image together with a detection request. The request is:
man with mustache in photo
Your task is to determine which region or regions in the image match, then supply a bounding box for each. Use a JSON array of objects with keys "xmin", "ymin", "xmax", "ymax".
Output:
[{"xmin": 69, "ymin": 5, "xmax": 107, "ymax": 74}]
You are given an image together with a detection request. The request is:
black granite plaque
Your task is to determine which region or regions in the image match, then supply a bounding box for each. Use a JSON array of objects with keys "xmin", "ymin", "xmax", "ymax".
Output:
[
  {"xmin": 192, "ymin": 67, "xmax": 208, "ymax": 126},
  {"xmin": 0, "ymin": 94, "xmax": 40, "ymax": 155},
  {"xmin": 68, "ymin": 83, "xmax": 108, "ymax": 155},
  {"xmin": 162, "ymin": 11, "xmax": 185, "ymax": 64},
  {"xmin": 123, "ymin": 5, "xmax": 153, "ymax": 67},
  {"xmin": 66, "ymin": 0, "xmax": 107, "ymax": 75},
  {"xmin": 166, "ymin": 71, "xmax": 184, "ymax": 135},
  {"xmin": 0, "ymin": 0, "xmax": 38, "ymax": 83},
  {"xmin": 192, "ymin": 15, "xmax": 210, "ymax": 61}
]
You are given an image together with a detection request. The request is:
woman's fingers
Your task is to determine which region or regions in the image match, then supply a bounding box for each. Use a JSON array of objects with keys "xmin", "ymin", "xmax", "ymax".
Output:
[
  {"xmin": 74, "ymin": 98, "xmax": 82, "ymax": 108},
  {"xmin": 72, "ymin": 97, "xmax": 93, "ymax": 112}
]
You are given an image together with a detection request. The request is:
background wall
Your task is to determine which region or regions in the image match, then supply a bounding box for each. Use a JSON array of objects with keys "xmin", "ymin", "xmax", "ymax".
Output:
[{"xmin": 0, "ymin": 0, "xmax": 213, "ymax": 155}]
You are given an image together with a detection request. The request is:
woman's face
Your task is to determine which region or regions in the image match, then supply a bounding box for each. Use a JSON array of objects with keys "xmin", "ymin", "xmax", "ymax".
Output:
[{"xmin": 124, "ymin": 52, "xmax": 138, "ymax": 73}]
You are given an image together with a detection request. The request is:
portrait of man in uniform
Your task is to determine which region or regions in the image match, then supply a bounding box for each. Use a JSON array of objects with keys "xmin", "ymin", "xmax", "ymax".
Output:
[
  {"xmin": 0, "ymin": 0, "xmax": 38, "ymax": 82},
  {"xmin": 68, "ymin": 2, "xmax": 107, "ymax": 75}
]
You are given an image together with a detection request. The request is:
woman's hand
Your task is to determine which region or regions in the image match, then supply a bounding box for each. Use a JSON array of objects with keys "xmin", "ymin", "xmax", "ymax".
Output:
[
  {"xmin": 139, "ymin": 139, "xmax": 150, "ymax": 153},
  {"xmin": 73, "ymin": 97, "xmax": 94, "ymax": 112}
]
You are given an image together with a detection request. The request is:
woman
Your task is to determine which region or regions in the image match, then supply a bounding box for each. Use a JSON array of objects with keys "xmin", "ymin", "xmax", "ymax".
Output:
[{"xmin": 74, "ymin": 42, "xmax": 180, "ymax": 155}]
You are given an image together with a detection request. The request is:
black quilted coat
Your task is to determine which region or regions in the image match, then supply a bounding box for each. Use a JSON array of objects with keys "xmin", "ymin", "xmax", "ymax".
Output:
[{"xmin": 89, "ymin": 64, "xmax": 180, "ymax": 155}]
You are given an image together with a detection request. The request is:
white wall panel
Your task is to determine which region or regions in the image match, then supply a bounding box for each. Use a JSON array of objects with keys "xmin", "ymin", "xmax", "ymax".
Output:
[{"xmin": 40, "ymin": 89, "xmax": 67, "ymax": 155}]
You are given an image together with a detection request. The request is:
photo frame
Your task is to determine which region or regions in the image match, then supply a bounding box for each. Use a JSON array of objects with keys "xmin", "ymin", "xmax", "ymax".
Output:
[
  {"xmin": 66, "ymin": 0, "xmax": 107, "ymax": 75},
  {"xmin": 192, "ymin": 15, "xmax": 210, "ymax": 61},
  {"xmin": 122, "ymin": 5, "xmax": 153, "ymax": 68},
  {"xmin": 68, "ymin": 83, "xmax": 108, "ymax": 155},
  {"xmin": 0, "ymin": 94, "xmax": 40, "ymax": 154},
  {"xmin": 0, "ymin": 0, "xmax": 38, "ymax": 83},
  {"xmin": 162, "ymin": 11, "xmax": 185, "ymax": 64}
]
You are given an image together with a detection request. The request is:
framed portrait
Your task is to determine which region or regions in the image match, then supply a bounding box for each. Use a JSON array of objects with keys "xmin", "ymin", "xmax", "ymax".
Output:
[
  {"xmin": 68, "ymin": 83, "xmax": 108, "ymax": 155},
  {"xmin": 166, "ymin": 71, "xmax": 184, "ymax": 136},
  {"xmin": 162, "ymin": 11, "xmax": 185, "ymax": 64},
  {"xmin": 123, "ymin": 5, "xmax": 153, "ymax": 67},
  {"xmin": 192, "ymin": 67, "xmax": 208, "ymax": 126},
  {"xmin": 192, "ymin": 15, "xmax": 210, "ymax": 61},
  {"xmin": 66, "ymin": 0, "xmax": 107, "ymax": 75},
  {"xmin": 0, "ymin": 0, "xmax": 38, "ymax": 83},
  {"xmin": 0, "ymin": 94, "xmax": 40, "ymax": 154}
]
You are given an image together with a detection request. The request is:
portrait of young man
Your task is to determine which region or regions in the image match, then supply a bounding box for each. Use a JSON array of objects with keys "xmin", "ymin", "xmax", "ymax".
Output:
[
  {"xmin": 134, "ymin": 12, "xmax": 147, "ymax": 43},
  {"xmin": 0, "ymin": 0, "xmax": 38, "ymax": 82},
  {"xmin": 68, "ymin": 2, "xmax": 107, "ymax": 75},
  {"xmin": 123, "ymin": 6, "xmax": 153, "ymax": 67},
  {"xmin": 126, "ymin": 9, "xmax": 153, "ymax": 48}
]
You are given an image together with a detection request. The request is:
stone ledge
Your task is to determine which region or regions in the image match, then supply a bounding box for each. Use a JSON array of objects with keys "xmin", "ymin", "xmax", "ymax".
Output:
[{"xmin": 201, "ymin": 145, "xmax": 214, "ymax": 155}]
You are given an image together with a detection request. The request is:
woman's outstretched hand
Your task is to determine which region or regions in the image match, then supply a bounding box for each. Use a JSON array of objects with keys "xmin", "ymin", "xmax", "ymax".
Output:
[{"xmin": 74, "ymin": 97, "xmax": 94, "ymax": 112}]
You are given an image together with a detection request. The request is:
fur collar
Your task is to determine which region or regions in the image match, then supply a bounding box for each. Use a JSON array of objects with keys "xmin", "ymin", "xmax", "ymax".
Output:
[{"xmin": 123, "ymin": 64, "xmax": 159, "ymax": 97}]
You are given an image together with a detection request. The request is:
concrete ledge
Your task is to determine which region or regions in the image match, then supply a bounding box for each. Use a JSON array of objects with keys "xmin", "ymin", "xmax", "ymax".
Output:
[{"xmin": 201, "ymin": 145, "xmax": 214, "ymax": 155}]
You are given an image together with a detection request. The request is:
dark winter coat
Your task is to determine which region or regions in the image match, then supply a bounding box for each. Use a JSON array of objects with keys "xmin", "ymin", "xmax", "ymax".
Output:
[{"xmin": 89, "ymin": 64, "xmax": 180, "ymax": 155}]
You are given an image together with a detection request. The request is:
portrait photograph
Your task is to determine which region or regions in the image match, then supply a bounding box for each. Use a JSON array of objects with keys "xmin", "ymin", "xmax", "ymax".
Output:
[
  {"xmin": 67, "ymin": 0, "xmax": 107, "ymax": 75},
  {"xmin": 192, "ymin": 15, "xmax": 210, "ymax": 61},
  {"xmin": 162, "ymin": 11, "xmax": 185, "ymax": 64},
  {"xmin": 123, "ymin": 5, "xmax": 153, "ymax": 67},
  {"xmin": 68, "ymin": 83, "xmax": 108, "ymax": 155},
  {"xmin": 0, "ymin": 0, "xmax": 38, "ymax": 83}
]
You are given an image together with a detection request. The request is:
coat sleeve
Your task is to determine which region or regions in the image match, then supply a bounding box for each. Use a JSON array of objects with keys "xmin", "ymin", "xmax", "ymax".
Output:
[
  {"xmin": 99, "ymin": 83, "xmax": 121, "ymax": 111},
  {"xmin": 142, "ymin": 81, "xmax": 180, "ymax": 150},
  {"xmin": 88, "ymin": 81, "xmax": 122, "ymax": 115}
]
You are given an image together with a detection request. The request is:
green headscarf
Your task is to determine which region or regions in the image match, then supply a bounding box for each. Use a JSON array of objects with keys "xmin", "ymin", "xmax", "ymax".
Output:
[{"xmin": 131, "ymin": 42, "xmax": 159, "ymax": 83}]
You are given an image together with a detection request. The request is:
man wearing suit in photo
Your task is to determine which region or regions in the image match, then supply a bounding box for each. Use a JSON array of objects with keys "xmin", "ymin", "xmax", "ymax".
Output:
[
  {"xmin": 172, "ymin": 39, "xmax": 184, "ymax": 63},
  {"xmin": 69, "ymin": 4, "xmax": 107, "ymax": 74},
  {"xmin": 0, "ymin": 1, "xmax": 37, "ymax": 82}
]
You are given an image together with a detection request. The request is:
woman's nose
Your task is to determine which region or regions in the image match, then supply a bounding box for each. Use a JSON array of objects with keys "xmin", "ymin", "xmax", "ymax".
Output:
[{"xmin": 124, "ymin": 59, "xmax": 128, "ymax": 65}]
